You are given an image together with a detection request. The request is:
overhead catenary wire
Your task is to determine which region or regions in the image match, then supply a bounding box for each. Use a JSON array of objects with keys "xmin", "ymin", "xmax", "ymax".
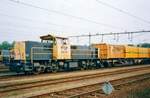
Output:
[
  {"xmin": 69, "ymin": 30, "xmax": 150, "ymax": 44},
  {"xmin": 7, "ymin": 0, "xmax": 124, "ymax": 30},
  {"xmin": 68, "ymin": 30, "xmax": 150, "ymax": 37},
  {"xmin": 0, "ymin": 0, "xmax": 149, "ymax": 44},
  {"xmin": 95, "ymin": 0, "xmax": 150, "ymax": 24}
]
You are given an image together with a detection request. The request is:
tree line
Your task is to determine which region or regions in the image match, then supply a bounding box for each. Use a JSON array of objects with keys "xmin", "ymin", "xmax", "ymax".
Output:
[
  {"xmin": 0, "ymin": 41, "xmax": 14, "ymax": 50},
  {"xmin": 137, "ymin": 43, "xmax": 150, "ymax": 48}
]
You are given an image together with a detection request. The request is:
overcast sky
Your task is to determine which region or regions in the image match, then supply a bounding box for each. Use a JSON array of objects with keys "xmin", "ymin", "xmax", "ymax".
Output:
[{"xmin": 0, "ymin": 0, "xmax": 150, "ymax": 45}]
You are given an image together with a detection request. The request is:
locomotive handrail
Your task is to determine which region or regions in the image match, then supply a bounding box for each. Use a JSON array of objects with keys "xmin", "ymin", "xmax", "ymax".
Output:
[
  {"xmin": 32, "ymin": 53, "xmax": 52, "ymax": 54},
  {"xmin": 30, "ymin": 46, "xmax": 97, "ymax": 64},
  {"xmin": 71, "ymin": 49, "xmax": 96, "ymax": 51},
  {"xmin": 31, "ymin": 47, "xmax": 53, "ymax": 49},
  {"xmin": 31, "ymin": 47, "xmax": 52, "ymax": 64}
]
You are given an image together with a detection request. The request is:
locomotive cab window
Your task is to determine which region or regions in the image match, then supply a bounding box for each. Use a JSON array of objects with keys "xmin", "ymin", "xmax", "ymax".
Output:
[
  {"xmin": 62, "ymin": 39, "xmax": 68, "ymax": 45},
  {"xmin": 42, "ymin": 40, "xmax": 53, "ymax": 44},
  {"xmin": 56, "ymin": 38, "xmax": 69, "ymax": 45}
]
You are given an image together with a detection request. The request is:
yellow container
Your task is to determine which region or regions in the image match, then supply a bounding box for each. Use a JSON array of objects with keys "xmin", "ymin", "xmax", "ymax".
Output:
[
  {"xmin": 94, "ymin": 43, "xmax": 125, "ymax": 59},
  {"xmin": 125, "ymin": 46, "xmax": 139, "ymax": 58},
  {"xmin": 138, "ymin": 47, "xmax": 149, "ymax": 58}
]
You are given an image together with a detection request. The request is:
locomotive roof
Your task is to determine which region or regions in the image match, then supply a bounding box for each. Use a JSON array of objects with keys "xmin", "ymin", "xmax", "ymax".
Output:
[{"xmin": 40, "ymin": 34, "xmax": 68, "ymax": 40}]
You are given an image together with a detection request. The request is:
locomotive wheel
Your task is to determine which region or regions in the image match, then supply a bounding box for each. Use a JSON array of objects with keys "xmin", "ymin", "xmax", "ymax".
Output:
[
  {"xmin": 34, "ymin": 66, "xmax": 45, "ymax": 74},
  {"xmin": 34, "ymin": 67, "xmax": 41, "ymax": 74},
  {"xmin": 40, "ymin": 67, "xmax": 45, "ymax": 73},
  {"xmin": 80, "ymin": 61, "xmax": 87, "ymax": 70},
  {"xmin": 63, "ymin": 62, "xmax": 69, "ymax": 71},
  {"xmin": 45, "ymin": 68, "xmax": 51, "ymax": 73},
  {"xmin": 80, "ymin": 64, "xmax": 86, "ymax": 70},
  {"xmin": 51, "ymin": 63, "xmax": 59, "ymax": 73},
  {"xmin": 51, "ymin": 66, "xmax": 59, "ymax": 73},
  {"xmin": 98, "ymin": 62, "xmax": 104, "ymax": 68},
  {"xmin": 88, "ymin": 61, "xmax": 96, "ymax": 69},
  {"xmin": 91, "ymin": 61, "xmax": 97, "ymax": 69},
  {"xmin": 103, "ymin": 61, "xmax": 110, "ymax": 68},
  {"xmin": 111, "ymin": 63, "xmax": 115, "ymax": 67},
  {"xmin": 24, "ymin": 71, "xmax": 32, "ymax": 75},
  {"xmin": 15, "ymin": 66, "xmax": 22, "ymax": 73}
]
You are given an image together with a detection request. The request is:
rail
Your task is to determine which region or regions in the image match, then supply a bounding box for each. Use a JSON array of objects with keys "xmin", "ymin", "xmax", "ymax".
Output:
[
  {"xmin": 68, "ymin": 75, "xmax": 150, "ymax": 98},
  {"xmin": 0, "ymin": 65, "xmax": 149, "ymax": 98}
]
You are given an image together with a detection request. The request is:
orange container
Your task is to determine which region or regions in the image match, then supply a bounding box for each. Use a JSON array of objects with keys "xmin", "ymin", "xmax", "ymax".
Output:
[{"xmin": 94, "ymin": 43, "xmax": 125, "ymax": 59}]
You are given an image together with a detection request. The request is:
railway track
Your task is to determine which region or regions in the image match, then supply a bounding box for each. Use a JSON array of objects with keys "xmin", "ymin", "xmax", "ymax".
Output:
[
  {"xmin": 0, "ymin": 64, "xmax": 144, "ymax": 79},
  {"xmin": 0, "ymin": 72, "xmax": 24, "ymax": 80},
  {"xmin": 0, "ymin": 64, "xmax": 148, "ymax": 80},
  {"xmin": 0, "ymin": 65, "xmax": 149, "ymax": 86},
  {"xmin": 56, "ymin": 74, "xmax": 150, "ymax": 98},
  {"xmin": 0, "ymin": 68, "xmax": 9, "ymax": 72},
  {"xmin": 0, "ymin": 65, "xmax": 150, "ymax": 98},
  {"xmin": 0, "ymin": 66, "xmax": 148, "ymax": 92},
  {"xmin": 0, "ymin": 64, "xmax": 9, "ymax": 73}
]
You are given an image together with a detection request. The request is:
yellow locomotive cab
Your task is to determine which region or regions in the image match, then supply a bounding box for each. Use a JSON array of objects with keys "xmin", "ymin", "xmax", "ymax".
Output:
[{"xmin": 40, "ymin": 34, "xmax": 71, "ymax": 60}]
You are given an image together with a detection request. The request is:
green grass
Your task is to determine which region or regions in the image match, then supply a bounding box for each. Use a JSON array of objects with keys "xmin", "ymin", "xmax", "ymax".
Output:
[{"xmin": 127, "ymin": 88, "xmax": 150, "ymax": 98}]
